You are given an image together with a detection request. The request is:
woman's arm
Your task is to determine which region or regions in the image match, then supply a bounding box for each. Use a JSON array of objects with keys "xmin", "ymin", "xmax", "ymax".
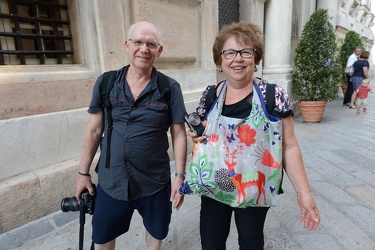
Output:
[{"xmin": 282, "ymin": 116, "xmax": 320, "ymax": 230}]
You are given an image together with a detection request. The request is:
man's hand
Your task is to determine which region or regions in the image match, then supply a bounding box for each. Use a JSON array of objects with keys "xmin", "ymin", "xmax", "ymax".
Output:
[
  {"xmin": 75, "ymin": 175, "xmax": 95, "ymax": 201},
  {"xmin": 170, "ymin": 177, "xmax": 185, "ymax": 210}
]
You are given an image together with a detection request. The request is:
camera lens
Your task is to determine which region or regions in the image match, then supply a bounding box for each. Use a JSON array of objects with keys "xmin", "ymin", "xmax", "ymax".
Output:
[
  {"xmin": 188, "ymin": 113, "xmax": 201, "ymax": 126},
  {"xmin": 61, "ymin": 196, "xmax": 80, "ymax": 212}
]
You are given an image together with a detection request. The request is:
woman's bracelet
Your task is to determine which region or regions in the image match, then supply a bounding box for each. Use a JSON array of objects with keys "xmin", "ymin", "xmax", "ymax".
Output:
[{"xmin": 78, "ymin": 171, "xmax": 91, "ymax": 177}]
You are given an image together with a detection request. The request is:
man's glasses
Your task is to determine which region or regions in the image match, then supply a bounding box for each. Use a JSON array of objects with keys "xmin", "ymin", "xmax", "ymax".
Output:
[
  {"xmin": 221, "ymin": 48, "xmax": 256, "ymax": 59},
  {"xmin": 128, "ymin": 39, "xmax": 160, "ymax": 49}
]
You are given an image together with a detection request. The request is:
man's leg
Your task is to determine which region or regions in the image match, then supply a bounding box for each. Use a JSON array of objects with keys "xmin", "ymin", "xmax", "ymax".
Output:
[
  {"xmin": 92, "ymin": 185, "xmax": 134, "ymax": 249},
  {"xmin": 94, "ymin": 240, "xmax": 116, "ymax": 250},
  {"xmin": 343, "ymin": 74, "xmax": 353, "ymax": 105},
  {"xmin": 135, "ymin": 184, "xmax": 172, "ymax": 250},
  {"xmin": 146, "ymin": 231, "xmax": 162, "ymax": 250}
]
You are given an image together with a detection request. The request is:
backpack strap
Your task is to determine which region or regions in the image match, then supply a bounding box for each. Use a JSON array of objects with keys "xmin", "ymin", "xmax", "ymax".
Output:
[
  {"xmin": 265, "ymin": 83, "xmax": 276, "ymax": 115},
  {"xmin": 265, "ymin": 83, "xmax": 284, "ymax": 194},
  {"xmin": 156, "ymin": 71, "xmax": 171, "ymax": 106},
  {"xmin": 204, "ymin": 85, "xmax": 217, "ymax": 110},
  {"xmin": 99, "ymin": 70, "xmax": 117, "ymax": 169},
  {"xmin": 156, "ymin": 71, "xmax": 172, "ymax": 123}
]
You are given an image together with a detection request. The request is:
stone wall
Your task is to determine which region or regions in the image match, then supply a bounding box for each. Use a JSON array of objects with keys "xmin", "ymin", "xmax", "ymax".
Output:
[{"xmin": 0, "ymin": 0, "xmax": 218, "ymax": 233}]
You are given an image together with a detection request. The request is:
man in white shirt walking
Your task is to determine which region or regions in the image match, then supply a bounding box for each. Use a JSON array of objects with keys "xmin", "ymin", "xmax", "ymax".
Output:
[{"xmin": 343, "ymin": 46, "xmax": 362, "ymax": 105}]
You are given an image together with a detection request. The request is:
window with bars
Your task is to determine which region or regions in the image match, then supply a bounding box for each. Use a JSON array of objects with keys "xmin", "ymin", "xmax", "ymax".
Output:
[
  {"xmin": 0, "ymin": 0, "xmax": 73, "ymax": 65},
  {"xmin": 219, "ymin": 0, "xmax": 239, "ymax": 30}
]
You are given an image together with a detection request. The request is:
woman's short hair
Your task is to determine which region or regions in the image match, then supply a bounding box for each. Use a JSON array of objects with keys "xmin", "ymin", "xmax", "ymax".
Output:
[
  {"xmin": 212, "ymin": 21, "xmax": 264, "ymax": 66},
  {"xmin": 360, "ymin": 51, "xmax": 370, "ymax": 59}
]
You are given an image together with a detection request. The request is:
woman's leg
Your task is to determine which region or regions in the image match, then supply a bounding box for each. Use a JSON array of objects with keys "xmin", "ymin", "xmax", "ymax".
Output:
[
  {"xmin": 234, "ymin": 207, "xmax": 269, "ymax": 250},
  {"xmin": 200, "ymin": 196, "xmax": 233, "ymax": 250},
  {"xmin": 350, "ymin": 77, "xmax": 363, "ymax": 107},
  {"xmin": 350, "ymin": 91, "xmax": 358, "ymax": 107}
]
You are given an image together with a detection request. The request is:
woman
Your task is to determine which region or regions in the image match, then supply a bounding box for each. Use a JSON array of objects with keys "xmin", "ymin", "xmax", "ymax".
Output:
[
  {"xmin": 349, "ymin": 51, "xmax": 370, "ymax": 109},
  {"xmin": 182, "ymin": 21, "xmax": 320, "ymax": 249}
]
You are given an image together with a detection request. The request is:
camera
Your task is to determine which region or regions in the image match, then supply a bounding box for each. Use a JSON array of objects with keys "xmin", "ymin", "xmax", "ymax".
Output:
[
  {"xmin": 184, "ymin": 112, "xmax": 205, "ymax": 136},
  {"xmin": 61, "ymin": 187, "xmax": 95, "ymax": 215}
]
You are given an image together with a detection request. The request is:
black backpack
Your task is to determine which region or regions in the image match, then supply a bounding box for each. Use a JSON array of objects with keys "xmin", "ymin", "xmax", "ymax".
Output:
[{"xmin": 98, "ymin": 70, "xmax": 171, "ymax": 169}]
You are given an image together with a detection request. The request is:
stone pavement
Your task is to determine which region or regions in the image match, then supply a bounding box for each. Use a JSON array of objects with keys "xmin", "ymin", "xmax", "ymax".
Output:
[{"xmin": 1, "ymin": 89, "xmax": 375, "ymax": 250}]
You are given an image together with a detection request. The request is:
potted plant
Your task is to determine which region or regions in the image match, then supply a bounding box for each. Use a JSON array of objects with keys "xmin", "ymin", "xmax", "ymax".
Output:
[
  {"xmin": 338, "ymin": 31, "xmax": 364, "ymax": 95},
  {"xmin": 292, "ymin": 9, "xmax": 342, "ymax": 122}
]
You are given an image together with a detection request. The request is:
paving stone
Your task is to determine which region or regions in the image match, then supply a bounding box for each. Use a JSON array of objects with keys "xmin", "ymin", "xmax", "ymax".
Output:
[
  {"xmin": 0, "ymin": 219, "xmax": 54, "ymax": 250},
  {"xmin": 295, "ymin": 233, "xmax": 345, "ymax": 250},
  {"xmin": 312, "ymin": 182, "xmax": 357, "ymax": 204},
  {"xmin": 340, "ymin": 204, "xmax": 375, "ymax": 240},
  {"xmin": 314, "ymin": 196, "xmax": 375, "ymax": 249},
  {"xmin": 346, "ymin": 186, "xmax": 375, "ymax": 209}
]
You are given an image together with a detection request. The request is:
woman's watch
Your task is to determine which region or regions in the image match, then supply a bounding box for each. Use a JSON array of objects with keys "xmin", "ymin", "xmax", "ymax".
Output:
[{"xmin": 175, "ymin": 172, "xmax": 186, "ymax": 179}]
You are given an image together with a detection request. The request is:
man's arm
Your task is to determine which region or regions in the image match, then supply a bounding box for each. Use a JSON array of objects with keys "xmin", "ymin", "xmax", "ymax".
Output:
[
  {"xmin": 169, "ymin": 122, "xmax": 187, "ymax": 210},
  {"xmin": 75, "ymin": 112, "xmax": 104, "ymax": 200},
  {"xmin": 345, "ymin": 54, "xmax": 356, "ymax": 73}
]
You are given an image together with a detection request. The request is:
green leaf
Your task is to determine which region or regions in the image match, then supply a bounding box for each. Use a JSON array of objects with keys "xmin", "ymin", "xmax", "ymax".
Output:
[{"xmin": 292, "ymin": 9, "xmax": 341, "ymax": 101}]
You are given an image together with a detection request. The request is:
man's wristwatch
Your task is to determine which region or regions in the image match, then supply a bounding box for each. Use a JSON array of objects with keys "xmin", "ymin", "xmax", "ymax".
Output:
[{"xmin": 175, "ymin": 172, "xmax": 186, "ymax": 179}]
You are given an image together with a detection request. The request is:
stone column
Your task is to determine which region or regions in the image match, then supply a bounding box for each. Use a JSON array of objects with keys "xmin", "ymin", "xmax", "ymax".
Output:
[
  {"xmin": 317, "ymin": 0, "xmax": 338, "ymax": 26},
  {"xmin": 343, "ymin": 0, "xmax": 355, "ymax": 14},
  {"xmin": 262, "ymin": 0, "xmax": 293, "ymax": 91}
]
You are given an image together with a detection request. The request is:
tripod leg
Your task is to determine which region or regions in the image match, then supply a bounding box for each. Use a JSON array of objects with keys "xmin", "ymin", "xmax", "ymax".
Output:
[{"xmin": 79, "ymin": 206, "xmax": 86, "ymax": 250}]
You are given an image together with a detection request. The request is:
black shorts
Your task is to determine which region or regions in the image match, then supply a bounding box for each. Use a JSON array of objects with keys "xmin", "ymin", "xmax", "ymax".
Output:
[{"xmin": 92, "ymin": 184, "xmax": 172, "ymax": 244}]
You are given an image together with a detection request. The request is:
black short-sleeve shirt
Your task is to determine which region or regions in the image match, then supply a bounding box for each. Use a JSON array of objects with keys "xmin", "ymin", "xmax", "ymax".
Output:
[
  {"xmin": 352, "ymin": 59, "xmax": 369, "ymax": 78},
  {"xmin": 88, "ymin": 66, "xmax": 187, "ymax": 201}
]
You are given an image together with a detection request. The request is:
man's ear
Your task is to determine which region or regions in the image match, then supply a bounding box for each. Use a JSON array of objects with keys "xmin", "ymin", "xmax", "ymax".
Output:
[
  {"xmin": 157, "ymin": 45, "xmax": 163, "ymax": 57},
  {"xmin": 125, "ymin": 40, "xmax": 129, "ymax": 50}
]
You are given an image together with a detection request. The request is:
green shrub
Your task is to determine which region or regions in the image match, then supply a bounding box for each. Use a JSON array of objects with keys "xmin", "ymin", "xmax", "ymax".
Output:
[{"xmin": 292, "ymin": 9, "xmax": 341, "ymax": 101}]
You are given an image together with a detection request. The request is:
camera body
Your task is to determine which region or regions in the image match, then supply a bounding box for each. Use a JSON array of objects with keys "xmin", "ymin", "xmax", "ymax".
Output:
[
  {"xmin": 61, "ymin": 186, "xmax": 95, "ymax": 215},
  {"xmin": 184, "ymin": 112, "xmax": 205, "ymax": 137}
]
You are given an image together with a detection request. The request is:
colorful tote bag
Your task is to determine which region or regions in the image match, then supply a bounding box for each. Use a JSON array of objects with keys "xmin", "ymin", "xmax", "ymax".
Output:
[{"xmin": 179, "ymin": 81, "xmax": 283, "ymax": 208}]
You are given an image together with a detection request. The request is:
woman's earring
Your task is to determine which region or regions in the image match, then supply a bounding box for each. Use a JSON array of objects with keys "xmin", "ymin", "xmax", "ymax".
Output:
[
  {"xmin": 254, "ymin": 66, "xmax": 258, "ymax": 72},
  {"xmin": 218, "ymin": 66, "xmax": 223, "ymax": 72}
]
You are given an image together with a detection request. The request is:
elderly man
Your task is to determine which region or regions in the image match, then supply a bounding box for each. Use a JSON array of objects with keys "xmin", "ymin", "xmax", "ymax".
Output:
[
  {"xmin": 343, "ymin": 46, "xmax": 362, "ymax": 105},
  {"xmin": 75, "ymin": 21, "xmax": 187, "ymax": 250}
]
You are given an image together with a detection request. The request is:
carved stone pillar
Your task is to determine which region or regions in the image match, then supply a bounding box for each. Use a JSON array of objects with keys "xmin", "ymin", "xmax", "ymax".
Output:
[
  {"xmin": 262, "ymin": 0, "xmax": 293, "ymax": 91},
  {"xmin": 317, "ymin": 0, "xmax": 338, "ymax": 26}
]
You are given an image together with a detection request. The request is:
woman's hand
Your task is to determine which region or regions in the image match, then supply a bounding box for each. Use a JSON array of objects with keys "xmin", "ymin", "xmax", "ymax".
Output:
[
  {"xmin": 297, "ymin": 192, "xmax": 320, "ymax": 231},
  {"xmin": 187, "ymin": 121, "xmax": 207, "ymax": 143}
]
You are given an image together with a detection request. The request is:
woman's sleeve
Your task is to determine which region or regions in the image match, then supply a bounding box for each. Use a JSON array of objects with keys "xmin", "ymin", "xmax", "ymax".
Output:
[
  {"xmin": 196, "ymin": 85, "xmax": 216, "ymax": 120},
  {"xmin": 273, "ymin": 85, "xmax": 294, "ymax": 118}
]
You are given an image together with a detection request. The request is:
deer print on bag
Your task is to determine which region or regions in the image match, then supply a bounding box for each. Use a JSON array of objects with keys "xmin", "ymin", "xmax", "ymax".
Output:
[{"xmin": 223, "ymin": 142, "xmax": 266, "ymax": 205}]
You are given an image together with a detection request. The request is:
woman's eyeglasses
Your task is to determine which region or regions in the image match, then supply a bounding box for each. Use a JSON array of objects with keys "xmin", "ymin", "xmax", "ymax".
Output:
[{"xmin": 221, "ymin": 48, "xmax": 256, "ymax": 59}]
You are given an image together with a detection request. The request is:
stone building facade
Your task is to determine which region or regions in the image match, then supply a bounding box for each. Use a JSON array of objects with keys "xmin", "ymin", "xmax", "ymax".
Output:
[{"xmin": 0, "ymin": 0, "xmax": 373, "ymax": 233}]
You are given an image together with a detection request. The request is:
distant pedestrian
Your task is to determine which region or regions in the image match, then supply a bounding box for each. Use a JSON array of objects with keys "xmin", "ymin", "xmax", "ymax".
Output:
[
  {"xmin": 343, "ymin": 46, "xmax": 362, "ymax": 106},
  {"xmin": 356, "ymin": 79, "xmax": 373, "ymax": 114},
  {"xmin": 349, "ymin": 51, "xmax": 370, "ymax": 109}
]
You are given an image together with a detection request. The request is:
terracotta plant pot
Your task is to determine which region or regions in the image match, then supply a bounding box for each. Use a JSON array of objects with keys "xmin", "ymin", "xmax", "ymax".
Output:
[{"xmin": 298, "ymin": 101, "xmax": 328, "ymax": 123}]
